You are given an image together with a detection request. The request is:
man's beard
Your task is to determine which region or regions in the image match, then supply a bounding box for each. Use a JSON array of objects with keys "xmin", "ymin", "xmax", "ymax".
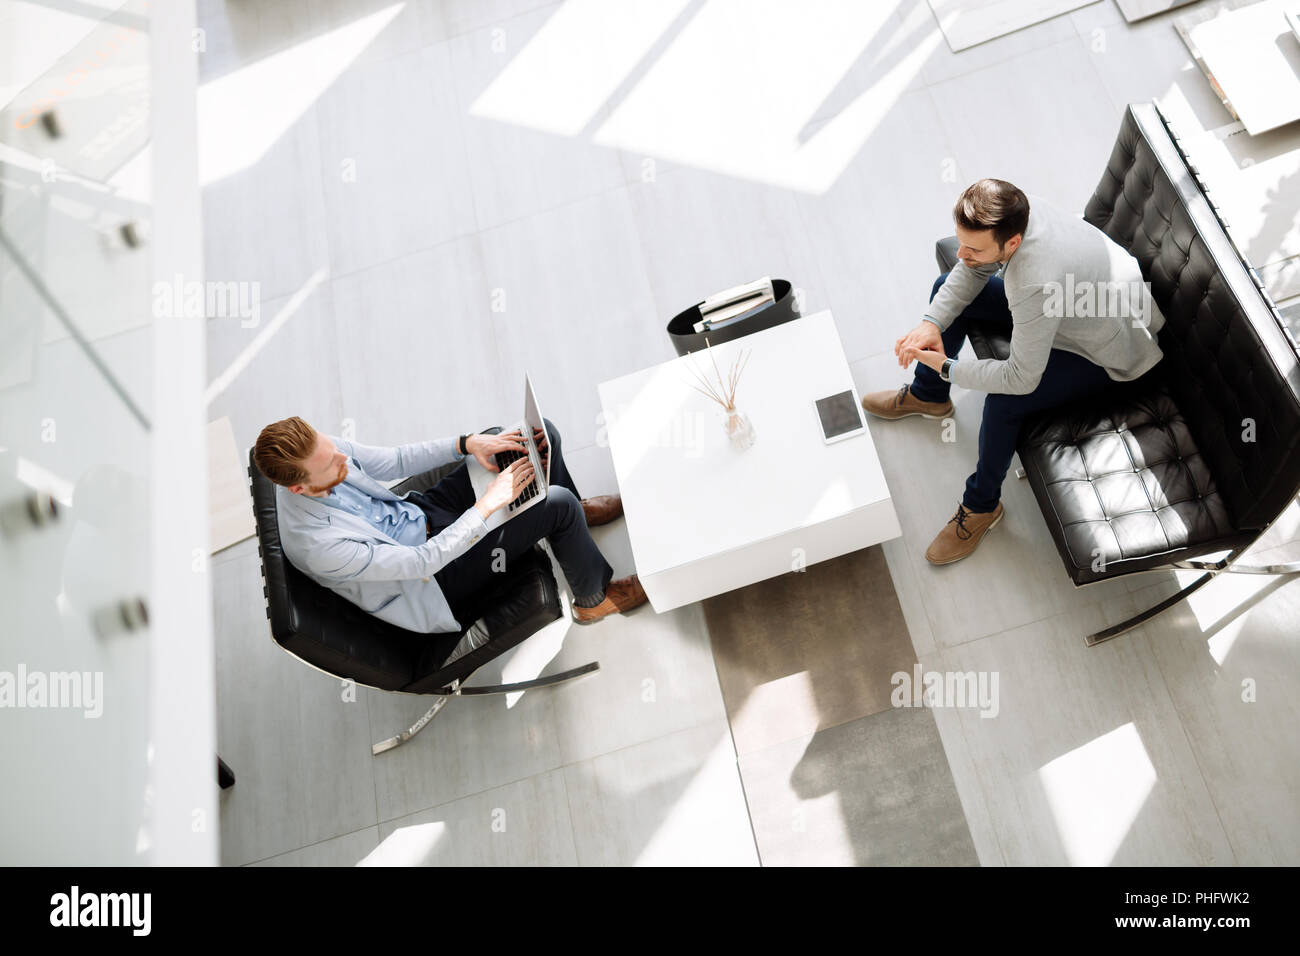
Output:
[{"xmin": 308, "ymin": 463, "xmax": 347, "ymax": 495}]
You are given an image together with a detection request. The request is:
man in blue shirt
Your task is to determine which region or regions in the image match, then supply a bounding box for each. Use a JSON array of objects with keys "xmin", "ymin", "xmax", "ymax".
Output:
[{"xmin": 253, "ymin": 416, "xmax": 649, "ymax": 633}]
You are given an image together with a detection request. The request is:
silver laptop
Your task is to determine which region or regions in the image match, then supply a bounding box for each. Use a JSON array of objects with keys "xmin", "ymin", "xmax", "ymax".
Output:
[{"xmin": 464, "ymin": 373, "xmax": 552, "ymax": 530}]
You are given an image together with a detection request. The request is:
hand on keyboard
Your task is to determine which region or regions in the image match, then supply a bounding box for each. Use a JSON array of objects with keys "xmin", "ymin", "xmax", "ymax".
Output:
[
  {"xmin": 476, "ymin": 457, "xmax": 535, "ymax": 518},
  {"xmin": 492, "ymin": 445, "xmax": 540, "ymax": 511},
  {"xmin": 468, "ymin": 429, "xmax": 528, "ymax": 473}
]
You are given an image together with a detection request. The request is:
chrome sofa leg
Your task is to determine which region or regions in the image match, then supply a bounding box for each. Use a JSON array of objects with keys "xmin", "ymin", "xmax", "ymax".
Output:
[
  {"xmin": 1209, "ymin": 557, "xmax": 1300, "ymax": 576},
  {"xmin": 1085, "ymin": 572, "xmax": 1216, "ymax": 646},
  {"xmin": 1085, "ymin": 551, "xmax": 1300, "ymax": 647}
]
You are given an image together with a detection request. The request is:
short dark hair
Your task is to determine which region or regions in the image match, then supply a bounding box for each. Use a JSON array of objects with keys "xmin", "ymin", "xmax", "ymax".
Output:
[
  {"xmin": 253, "ymin": 416, "xmax": 318, "ymax": 486},
  {"xmin": 953, "ymin": 179, "xmax": 1030, "ymax": 248}
]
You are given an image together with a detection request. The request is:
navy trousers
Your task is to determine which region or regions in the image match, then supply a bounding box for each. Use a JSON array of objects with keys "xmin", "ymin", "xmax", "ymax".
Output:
[
  {"xmin": 907, "ymin": 273, "xmax": 1115, "ymax": 513},
  {"xmin": 409, "ymin": 418, "xmax": 614, "ymax": 622}
]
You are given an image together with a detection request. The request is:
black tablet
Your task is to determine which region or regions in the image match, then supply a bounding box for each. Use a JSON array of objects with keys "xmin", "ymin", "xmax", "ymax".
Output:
[{"xmin": 815, "ymin": 390, "xmax": 865, "ymax": 443}]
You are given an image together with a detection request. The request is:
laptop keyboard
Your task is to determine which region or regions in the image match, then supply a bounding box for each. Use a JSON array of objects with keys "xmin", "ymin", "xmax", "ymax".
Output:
[{"xmin": 493, "ymin": 448, "xmax": 540, "ymax": 511}]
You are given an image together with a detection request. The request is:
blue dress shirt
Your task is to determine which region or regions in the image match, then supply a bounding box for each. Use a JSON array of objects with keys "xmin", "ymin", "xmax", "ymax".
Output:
[{"xmin": 314, "ymin": 477, "xmax": 427, "ymax": 546}]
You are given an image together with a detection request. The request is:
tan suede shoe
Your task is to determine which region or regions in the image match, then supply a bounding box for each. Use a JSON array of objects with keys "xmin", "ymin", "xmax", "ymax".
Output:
[
  {"xmin": 925, "ymin": 502, "xmax": 1004, "ymax": 565},
  {"xmin": 572, "ymin": 574, "xmax": 649, "ymax": 625},
  {"xmin": 861, "ymin": 384, "xmax": 954, "ymax": 420},
  {"xmin": 581, "ymin": 494, "xmax": 623, "ymax": 527}
]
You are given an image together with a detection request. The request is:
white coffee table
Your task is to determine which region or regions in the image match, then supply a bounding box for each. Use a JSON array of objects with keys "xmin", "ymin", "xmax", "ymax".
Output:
[{"xmin": 597, "ymin": 310, "xmax": 901, "ymax": 612}]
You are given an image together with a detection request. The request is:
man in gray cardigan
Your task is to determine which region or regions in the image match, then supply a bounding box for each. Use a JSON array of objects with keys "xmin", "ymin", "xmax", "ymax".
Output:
[{"xmin": 861, "ymin": 179, "xmax": 1165, "ymax": 565}]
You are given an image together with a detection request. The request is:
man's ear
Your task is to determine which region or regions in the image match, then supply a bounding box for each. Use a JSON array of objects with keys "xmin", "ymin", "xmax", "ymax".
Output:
[{"xmin": 288, "ymin": 483, "xmax": 304, "ymax": 495}]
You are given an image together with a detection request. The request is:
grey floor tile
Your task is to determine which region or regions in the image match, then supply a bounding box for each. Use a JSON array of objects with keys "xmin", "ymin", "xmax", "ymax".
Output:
[
  {"xmin": 314, "ymin": 44, "xmax": 478, "ymax": 277},
  {"xmin": 740, "ymin": 705, "xmax": 978, "ymax": 866},
  {"xmin": 206, "ymin": 282, "xmax": 344, "ymax": 452},
  {"xmin": 547, "ymin": 600, "xmax": 729, "ymax": 766},
  {"xmin": 246, "ymin": 826, "xmax": 381, "ymax": 867},
  {"xmin": 704, "ymin": 545, "xmax": 916, "ymax": 756},
  {"xmin": 201, "ymin": 84, "xmax": 330, "ymax": 303},
  {"xmin": 437, "ymin": 0, "xmax": 562, "ymax": 41},
  {"xmin": 373, "ymin": 768, "xmax": 578, "ymax": 865},
  {"xmin": 925, "ymin": 0, "xmax": 1100, "ymax": 54},
  {"xmin": 563, "ymin": 719, "xmax": 758, "ymax": 866},
  {"xmin": 793, "ymin": 86, "xmax": 961, "ymax": 366},
  {"xmin": 368, "ymin": 646, "xmax": 565, "ymax": 822},
  {"xmin": 626, "ymin": 165, "xmax": 832, "ymax": 336},
  {"xmin": 591, "ymin": 0, "xmax": 932, "ymax": 196},
  {"xmin": 446, "ymin": 4, "xmax": 627, "ymax": 231},
  {"xmin": 849, "ymin": 349, "xmax": 1137, "ymax": 650},
  {"xmin": 1143, "ymin": 570, "xmax": 1300, "ymax": 864},
  {"xmin": 475, "ymin": 186, "xmax": 669, "ymax": 452},
  {"xmin": 927, "ymin": 35, "xmax": 1125, "ymax": 215},
  {"xmin": 330, "ymin": 236, "xmax": 505, "ymax": 444},
  {"xmin": 925, "ymin": 602, "xmax": 1237, "ymax": 866},
  {"xmin": 214, "ymin": 550, "xmax": 380, "ymax": 866},
  {"xmin": 924, "ymin": 693, "xmax": 1006, "ymax": 865},
  {"xmin": 196, "ymin": 0, "xmax": 445, "ymax": 84},
  {"xmin": 898, "ymin": 0, "xmax": 1082, "ymax": 86},
  {"xmin": 1073, "ymin": 1, "xmax": 1235, "ymax": 124}
]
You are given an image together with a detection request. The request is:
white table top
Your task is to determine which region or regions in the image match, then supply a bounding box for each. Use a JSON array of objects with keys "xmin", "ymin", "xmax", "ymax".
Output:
[{"xmin": 597, "ymin": 310, "xmax": 896, "ymax": 575}]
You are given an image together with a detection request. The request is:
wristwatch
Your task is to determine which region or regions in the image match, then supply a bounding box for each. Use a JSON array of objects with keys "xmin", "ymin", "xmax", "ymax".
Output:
[
  {"xmin": 457, "ymin": 434, "xmax": 469, "ymax": 457},
  {"xmin": 939, "ymin": 358, "xmax": 955, "ymax": 383}
]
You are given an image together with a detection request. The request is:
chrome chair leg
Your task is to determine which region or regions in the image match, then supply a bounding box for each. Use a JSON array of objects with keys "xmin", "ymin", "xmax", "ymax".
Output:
[
  {"xmin": 436, "ymin": 661, "xmax": 599, "ymax": 696},
  {"xmin": 370, "ymin": 663, "xmax": 600, "ymax": 755},
  {"xmin": 372, "ymin": 692, "xmax": 454, "ymax": 755}
]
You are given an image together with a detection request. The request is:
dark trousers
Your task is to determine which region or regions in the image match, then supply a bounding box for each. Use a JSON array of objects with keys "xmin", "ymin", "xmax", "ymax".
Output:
[
  {"xmin": 408, "ymin": 418, "xmax": 613, "ymax": 623},
  {"xmin": 908, "ymin": 273, "xmax": 1115, "ymax": 513}
]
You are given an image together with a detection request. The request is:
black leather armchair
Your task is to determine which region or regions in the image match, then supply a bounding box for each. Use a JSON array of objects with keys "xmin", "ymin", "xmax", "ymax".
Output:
[
  {"xmin": 247, "ymin": 426, "xmax": 597, "ymax": 755},
  {"xmin": 933, "ymin": 102, "xmax": 1300, "ymax": 646}
]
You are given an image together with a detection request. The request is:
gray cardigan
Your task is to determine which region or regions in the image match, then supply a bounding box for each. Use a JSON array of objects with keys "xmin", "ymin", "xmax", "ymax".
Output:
[{"xmin": 924, "ymin": 193, "xmax": 1166, "ymax": 394}]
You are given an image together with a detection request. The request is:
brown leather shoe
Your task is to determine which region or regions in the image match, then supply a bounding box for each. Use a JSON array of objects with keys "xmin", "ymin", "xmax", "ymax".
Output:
[
  {"xmin": 572, "ymin": 574, "xmax": 648, "ymax": 624},
  {"xmin": 861, "ymin": 384, "xmax": 954, "ymax": 420},
  {"xmin": 581, "ymin": 494, "xmax": 623, "ymax": 527},
  {"xmin": 925, "ymin": 502, "xmax": 1004, "ymax": 565}
]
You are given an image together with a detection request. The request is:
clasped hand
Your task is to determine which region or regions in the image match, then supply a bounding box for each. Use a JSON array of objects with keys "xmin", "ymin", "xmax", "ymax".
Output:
[{"xmin": 895, "ymin": 321, "xmax": 947, "ymax": 372}]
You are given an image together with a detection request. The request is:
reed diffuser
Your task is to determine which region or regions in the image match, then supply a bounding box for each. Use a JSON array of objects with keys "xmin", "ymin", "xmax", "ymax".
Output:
[{"xmin": 684, "ymin": 338, "xmax": 756, "ymax": 450}]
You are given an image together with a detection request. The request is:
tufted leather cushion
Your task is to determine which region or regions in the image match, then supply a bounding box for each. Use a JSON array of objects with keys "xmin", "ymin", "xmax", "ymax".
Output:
[
  {"xmin": 931, "ymin": 104, "xmax": 1300, "ymax": 583},
  {"xmin": 1018, "ymin": 378, "xmax": 1256, "ymax": 583},
  {"xmin": 248, "ymin": 432, "xmax": 562, "ymax": 693}
]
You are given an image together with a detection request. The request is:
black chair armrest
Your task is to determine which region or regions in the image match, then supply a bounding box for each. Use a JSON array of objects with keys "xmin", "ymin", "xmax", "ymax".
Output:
[{"xmin": 403, "ymin": 543, "xmax": 562, "ymax": 693}]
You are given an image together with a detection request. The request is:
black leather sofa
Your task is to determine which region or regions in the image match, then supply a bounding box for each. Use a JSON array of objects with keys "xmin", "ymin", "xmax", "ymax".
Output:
[
  {"xmin": 934, "ymin": 103, "xmax": 1300, "ymax": 645},
  {"xmin": 247, "ymin": 427, "xmax": 597, "ymax": 756}
]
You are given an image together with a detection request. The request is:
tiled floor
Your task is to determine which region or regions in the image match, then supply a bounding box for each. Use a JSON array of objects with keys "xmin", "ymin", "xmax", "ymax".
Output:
[{"xmin": 205, "ymin": 0, "xmax": 1300, "ymax": 865}]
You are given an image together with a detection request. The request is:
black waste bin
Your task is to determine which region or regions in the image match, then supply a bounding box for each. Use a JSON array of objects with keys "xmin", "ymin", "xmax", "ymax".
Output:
[{"xmin": 666, "ymin": 278, "xmax": 801, "ymax": 356}]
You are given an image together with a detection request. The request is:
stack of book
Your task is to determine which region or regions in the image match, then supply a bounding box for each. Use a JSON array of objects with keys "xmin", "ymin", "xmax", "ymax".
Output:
[{"xmin": 692, "ymin": 276, "xmax": 775, "ymax": 333}]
